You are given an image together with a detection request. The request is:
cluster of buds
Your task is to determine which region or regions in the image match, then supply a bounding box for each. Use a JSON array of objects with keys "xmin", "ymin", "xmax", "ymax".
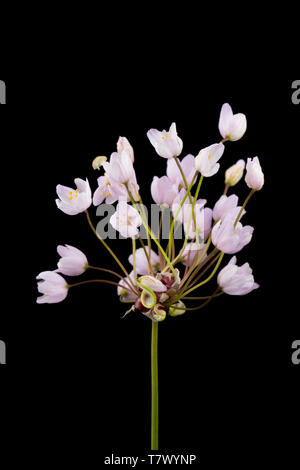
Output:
[{"xmin": 36, "ymin": 103, "xmax": 264, "ymax": 322}]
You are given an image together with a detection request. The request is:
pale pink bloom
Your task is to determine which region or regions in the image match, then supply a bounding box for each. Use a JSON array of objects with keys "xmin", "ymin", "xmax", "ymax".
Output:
[
  {"xmin": 93, "ymin": 174, "xmax": 119, "ymax": 206},
  {"xmin": 110, "ymin": 202, "xmax": 142, "ymax": 238},
  {"xmin": 245, "ymin": 157, "xmax": 264, "ymax": 190},
  {"xmin": 181, "ymin": 242, "xmax": 207, "ymax": 267},
  {"xmin": 36, "ymin": 271, "xmax": 68, "ymax": 304},
  {"xmin": 103, "ymin": 151, "xmax": 135, "ymax": 185},
  {"xmin": 213, "ymin": 194, "xmax": 245, "ymax": 222},
  {"xmin": 217, "ymin": 256, "xmax": 259, "ymax": 295},
  {"xmin": 103, "ymin": 151, "xmax": 139, "ymax": 202},
  {"xmin": 129, "ymin": 248, "xmax": 160, "ymax": 275},
  {"xmin": 183, "ymin": 206, "xmax": 212, "ymax": 241},
  {"xmin": 167, "ymin": 154, "xmax": 196, "ymax": 189},
  {"xmin": 212, "ymin": 213, "xmax": 254, "ymax": 254},
  {"xmin": 194, "ymin": 143, "xmax": 225, "ymax": 177},
  {"xmin": 117, "ymin": 270, "xmax": 138, "ymax": 302},
  {"xmin": 117, "ymin": 136, "xmax": 134, "ymax": 162},
  {"xmin": 225, "ymin": 159, "xmax": 245, "ymax": 186},
  {"xmin": 56, "ymin": 244, "xmax": 88, "ymax": 276},
  {"xmin": 56, "ymin": 178, "xmax": 92, "ymax": 215},
  {"xmin": 138, "ymin": 275, "xmax": 167, "ymax": 292},
  {"xmin": 219, "ymin": 103, "xmax": 247, "ymax": 141},
  {"xmin": 147, "ymin": 122, "xmax": 183, "ymax": 159},
  {"xmin": 151, "ymin": 175, "xmax": 177, "ymax": 208}
]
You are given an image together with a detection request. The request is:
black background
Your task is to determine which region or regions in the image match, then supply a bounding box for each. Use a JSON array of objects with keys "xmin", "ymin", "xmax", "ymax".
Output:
[{"xmin": 0, "ymin": 71, "xmax": 299, "ymax": 467}]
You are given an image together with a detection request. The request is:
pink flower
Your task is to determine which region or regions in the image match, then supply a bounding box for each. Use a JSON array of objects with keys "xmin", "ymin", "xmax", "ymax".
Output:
[
  {"xmin": 147, "ymin": 122, "xmax": 183, "ymax": 159},
  {"xmin": 212, "ymin": 213, "xmax": 254, "ymax": 254},
  {"xmin": 117, "ymin": 136, "xmax": 134, "ymax": 162},
  {"xmin": 217, "ymin": 256, "xmax": 259, "ymax": 295},
  {"xmin": 93, "ymin": 174, "xmax": 119, "ymax": 206},
  {"xmin": 167, "ymin": 154, "xmax": 196, "ymax": 189},
  {"xmin": 151, "ymin": 175, "xmax": 177, "ymax": 208},
  {"xmin": 117, "ymin": 270, "xmax": 138, "ymax": 301},
  {"xmin": 245, "ymin": 157, "xmax": 264, "ymax": 190},
  {"xmin": 110, "ymin": 202, "xmax": 142, "ymax": 238},
  {"xmin": 219, "ymin": 103, "xmax": 247, "ymax": 141},
  {"xmin": 103, "ymin": 151, "xmax": 140, "ymax": 202},
  {"xmin": 56, "ymin": 178, "xmax": 92, "ymax": 215},
  {"xmin": 36, "ymin": 271, "xmax": 68, "ymax": 304},
  {"xmin": 213, "ymin": 194, "xmax": 245, "ymax": 222},
  {"xmin": 129, "ymin": 248, "xmax": 160, "ymax": 275},
  {"xmin": 181, "ymin": 242, "xmax": 207, "ymax": 267},
  {"xmin": 138, "ymin": 275, "xmax": 167, "ymax": 292},
  {"xmin": 194, "ymin": 143, "xmax": 225, "ymax": 177},
  {"xmin": 104, "ymin": 151, "xmax": 135, "ymax": 185},
  {"xmin": 172, "ymin": 192, "xmax": 212, "ymax": 241},
  {"xmin": 56, "ymin": 244, "xmax": 88, "ymax": 276}
]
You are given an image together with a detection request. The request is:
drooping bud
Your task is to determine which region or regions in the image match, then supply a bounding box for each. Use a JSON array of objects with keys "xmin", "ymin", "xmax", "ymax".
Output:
[
  {"xmin": 92, "ymin": 156, "xmax": 107, "ymax": 170},
  {"xmin": 169, "ymin": 301, "xmax": 186, "ymax": 317},
  {"xmin": 225, "ymin": 159, "xmax": 245, "ymax": 186}
]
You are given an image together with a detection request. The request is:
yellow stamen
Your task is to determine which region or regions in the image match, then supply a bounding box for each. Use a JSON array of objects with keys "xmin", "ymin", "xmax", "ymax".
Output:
[
  {"xmin": 69, "ymin": 196, "xmax": 73, "ymax": 200},
  {"xmin": 107, "ymin": 192, "xmax": 111, "ymax": 197}
]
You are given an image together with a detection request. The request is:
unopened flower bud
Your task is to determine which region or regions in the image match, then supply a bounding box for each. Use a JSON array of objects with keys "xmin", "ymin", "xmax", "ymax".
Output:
[
  {"xmin": 92, "ymin": 156, "xmax": 107, "ymax": 170},
  {"xmin": 169, "ymin": 301, "xmax": 186, "ymax": 317},
  {"xmin": 225, "ymin": 159, "xmax": 245, "ymax": 186},
  {"xmin": 245, "ymin": 157, "xmax": 264, "ymax": 190}
]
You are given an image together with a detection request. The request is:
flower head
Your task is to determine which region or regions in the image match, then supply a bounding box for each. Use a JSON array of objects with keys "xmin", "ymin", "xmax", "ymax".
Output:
[
  {"xmin": 194, "ymin": 143, "xmax": 225, "ymax": 177},
  {"xmin": 110, "ymin": 202, "xmax": 142, "ymax": 238},
  {"xmin": 219, "ymin": 103, "xmax": 247, "ymax": 141},
  {"xmin": 93, "ymin": 174, "xmax": 119, "ymax": 206},
  {"xmin": 129, "ymin": 248, "xmax": 160, "ymax": 275},
  {"xmin": 56, "ymin": 244, "xmax": 88, "ymax": 276},
  {"xmin": 56, "ymin": 178, "xmax": 92, "ymax": 215},
  {"xmin": 225, "ymin": 159, "xmax": 245, "ymax": 186},
  {"xmin": 151, "ymin": 175, "xmax": 177, "ymax": 208},
  {"xmin": 147, "ymin": 122, "xmax": 183, "ymax": 159},
  {"xmin": 245, "ymin": 157, "xmax": 264, "ymax": 190},
  {"xmin": 36, "ymin": 271, "xmax": 68, "ymax": 304},
  {"xmin": 213, "ymin": 194, "xmax": 245, "ymax": 222},
  {"xmin": 217, "ymin": 256, "xmax": 259, "ymax": 295},
  {"xmin": 212, "ymin": 213, "xmax": 254, "ymax": 254},
  {"xmin": 167, "ymin": 154, "xmax": 196, "ymax": 189}
]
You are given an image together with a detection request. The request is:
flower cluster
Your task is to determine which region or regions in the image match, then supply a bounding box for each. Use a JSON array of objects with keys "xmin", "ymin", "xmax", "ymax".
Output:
[{"xmin": 36, "ymin": 103, "xmax": 263, "ymax": 319}]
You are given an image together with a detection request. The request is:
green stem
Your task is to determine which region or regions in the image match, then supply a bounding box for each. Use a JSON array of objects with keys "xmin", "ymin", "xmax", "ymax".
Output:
[
  {"xmin": 151, "ymin": 321, "xmax": 159, "ymax": 450},
  {"xmin": 234, "ymin": 189, "xmax": 256, "ymax": 228}
]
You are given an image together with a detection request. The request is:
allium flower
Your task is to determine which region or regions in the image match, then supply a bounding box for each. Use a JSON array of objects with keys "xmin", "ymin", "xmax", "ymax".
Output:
[
  {"xmin": 212, "ymin": 213, "xmax": 254, "ymax": 254},
  {"xmin": 110, "ymin": 202, "xmax": 142, "ymax": 238},
  {"xmin": 93, "ymin": 174, "xmax": 119, "ymax": 206},
  {"xmin": 217, "ymin": 256, "xmax": 259, "ymax": 295},
  {"xmin": 219, "ymin": 103, "xmax": 247, "ymax": 141},
  {"xmin": 213, "ymin": 194, "xmax": 245, "ymax": 222},
  {"xmin": 117, "ymin": 136, "xmax": 134, "ymax": 163},
  {"xmin": 117, "ymin": 270, "xmax": 138, "ymax": 301},
  {"xmin": 138, "ymin": 275, "xmax": 167, "ymax": 292},
  {"xmin": 104, "ymin": 151, "xmax": 135, "ymax": 185},
  {"xmin": 151, "ymin": 175, "xmax": 177, "ymax": 208},
  {"xmin": 56, "ymin": 178, "xmax": 92, "ymax": 215},
  {"xmin": 181, "ymin": 242, "xmax": 207, "ymax": 267},
  {"xmin": 36, "ymin": 271, "xmax": 68, "ymax": 304},
  {"xmin": 194, "ymin": 143, "xmax": 225, "ymax": 177},
  {"xmin": 173, "ymin": 193, "xmax": 212, "ymax": 241},
  {"xmin": 56, "ymin": 244, "xmax": 88, "ymax": 276},
  {"xmin": 147, "ymin": 122, "xmax": 183, "ymax": 159},
  {"xmin": 225, "ymin": 159, "xmax": 245, "ymax": 186},
  {"xmin": 167, "ymin": 154, "xmax": 196, "ymax": 189},
  {"xmin": 129, "ymin": 248, "xmax": 160, "ymax": 275},
  {"xmin": 245, "ymin": 157, "xmax": 264, "ymax": 190}
]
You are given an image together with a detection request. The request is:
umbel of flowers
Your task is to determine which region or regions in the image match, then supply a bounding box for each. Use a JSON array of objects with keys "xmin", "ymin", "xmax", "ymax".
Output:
[{"xmin": 36, "ymin": 103, "xmax": 264, "ymax": 450}]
